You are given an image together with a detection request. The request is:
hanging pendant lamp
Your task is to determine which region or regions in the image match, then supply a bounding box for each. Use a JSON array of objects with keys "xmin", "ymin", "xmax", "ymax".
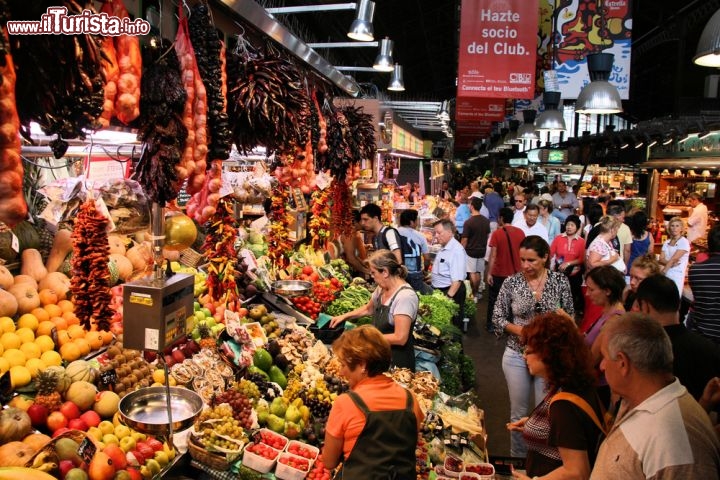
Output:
[
  {"xmin": 517, "ymin": 110, "xmax": 539, "ymax": 140},
  {"xmin": 694, "ymin": 8, "xmax": 720, "ymax": 67},
  {"xmin": 535, "ymin": 92, "xmax": 566, "ymax": 131},
  {"xmin": 348, "ymin": 0, "xmax": 375, "ymax": 41},
  {"xmin": 387, "ymin": 64, "xmax": 405, "ymax": 91},
  {"xmin": 576, "ymin": 52, "xmax": 623, "ymax": 114},
  {"xmin": 373, "ymin": 38, "xmax": 394, "ymax": 71}
]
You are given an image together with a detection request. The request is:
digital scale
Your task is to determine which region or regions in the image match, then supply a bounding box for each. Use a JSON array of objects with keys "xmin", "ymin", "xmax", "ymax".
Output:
[{"xmin": 121, "ymin": 273, "xmax": 194, "ymax": 352}]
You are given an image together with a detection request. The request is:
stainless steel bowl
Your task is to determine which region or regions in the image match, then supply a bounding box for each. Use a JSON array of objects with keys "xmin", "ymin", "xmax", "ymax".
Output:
[
  {"xmin": 271, "ymin": 280, "xmax": 312, "ymax": 298},
  {"xmin": 118, "ymin": 386, "xmax": 203, "ymax": 437}
]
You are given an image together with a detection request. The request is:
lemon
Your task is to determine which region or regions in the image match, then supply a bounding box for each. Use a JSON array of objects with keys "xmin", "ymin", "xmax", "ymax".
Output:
[
  {"xmin": 15, "ymin": 327, "xmax": 34, "ymax": 344},
  {"xmin": 3, "ymin": 348, "xmax": 26, "ymax": 367},
  {"xmin": 17, "ymin": 313, "xmax": 39, "ymax": 332},
  {"xmin": 34, "ymin": 335, "xmax": 55, "ymax": 353},
  {"xmin": 9, "ymin": 365, "xmax": 31, "ymax": 388},
  {"xmin": 0, "ymin": 316, "xmax": 15, "ymax": 333},
  {"xmin": 24, "ymin": 358, "xmax": 46, "ymax": 378},
  {"xmin": 0, "ymin": 332, "xmax": 21, "ymax": 350},
  {"xmin": 0, "ymin": 357, "xmax": 9, "ymax": 374},
  {"xmin": 40, "ymin": 349, "xmax": 62, "ymax": 367},
  {"xmin": 19, "ymin": 341, "xmax": 41, "ymax": 359}
]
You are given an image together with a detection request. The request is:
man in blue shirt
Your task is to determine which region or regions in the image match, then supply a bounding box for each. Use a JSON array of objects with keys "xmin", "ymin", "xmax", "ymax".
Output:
[
  {"xmin": 432, "ymin": 219, "xmax": 468, "ymax": 329},
  {"xmin": 482, "ymin": 183, "xmax": 505, "ymax": 231}
]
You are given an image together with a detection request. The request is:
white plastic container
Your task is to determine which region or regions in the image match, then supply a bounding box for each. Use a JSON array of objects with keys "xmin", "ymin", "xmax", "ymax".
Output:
[
  {"xmin": 463, "ymin": 462, "xmax": 495, "ymax": 480},
  {"xmin": 256, "ymin": 428, "xmax": 289, "ymax": 451},
  {"xmin": 275, "ymin": 451, "xmax": 312, "ymax": 480},
  {"xmin": 242, "ymin": 443, "xmax": 280, "ymax": 473}
]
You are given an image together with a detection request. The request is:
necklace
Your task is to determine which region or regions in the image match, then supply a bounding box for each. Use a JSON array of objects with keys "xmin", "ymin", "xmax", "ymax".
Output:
[{"xmin": 525, "ymin": 269, "xmax": 546, "ymax": 298}]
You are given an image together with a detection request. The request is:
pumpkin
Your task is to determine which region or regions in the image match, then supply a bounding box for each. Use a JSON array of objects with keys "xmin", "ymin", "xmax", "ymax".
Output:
[
  {"xmin": 22, "ymin": 433, "xmax": 51, "ymax": 453},
  {"xmin": 0, "ymin": 288, "xmax": 18, "ymax": 317},
  {"xmin": 20, "ymin": 249, "xmax": 47, "ymax": 282},
  {"xmin": 126, "ymin": 242, "xmax": 152, "ymax": 272},
  {"xmin": 109, "ymin": 254, "xmax": 133, "ymax": 281},
  {"xmin": 0, "ymin": 408, "xmax": 32, "ymax": 444},
  {"xmin": 0, "ymin": 442, "xmax": 35, "ymax": 467},
  {"xmin": 38, "ymin": 272, "xmax": 71, "ymax": 301},
  {"xmin": 12, "ymin": 275, "xmax": 38, "ymax": 290},
  {"xmin": 45, "ymin": 228, "xmax": 73, "ymax": 273},
  {"xmin": 108, "ymin": 234, "xmax": 128, "ymax": 255},
  {"xmin": 7, "ymin": 284, "xmax": 40, "ymax": 314},
  {"xmin": 0, "ymin": 265, "xmax": 12, "ymax": 289}
]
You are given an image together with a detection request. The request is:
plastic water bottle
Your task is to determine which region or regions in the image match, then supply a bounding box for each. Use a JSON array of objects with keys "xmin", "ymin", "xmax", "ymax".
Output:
[{"xmin": 463, "ymin": 317, "xmax": 470, "ymax": 333}]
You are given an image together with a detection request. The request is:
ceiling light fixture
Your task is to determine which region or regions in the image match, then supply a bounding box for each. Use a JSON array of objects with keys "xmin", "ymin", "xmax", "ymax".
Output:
[
  {"xmin": 694, "ymin": 8, "xmax": 720, "ymax": 67},
  {"xmin": 348, "ymin": 0, "xmax": 375, "ymax": 41},
  {"xmin": 518, "ymin": 110, "xmax": 539, "ymax": 140},
  {"xmin": 699, "ymin": 130, "xmax": 713, "ymax": 140},
  {"xmin": 373, "ymin": 37, "xmax": 394, "ymax": 71},
  {"xmin": 504, "ymin": 120, "xmax": 521, "ymax": 145},
  {"xmin": 438, "ymin": 100, "xmax": 450, "ymax": 120},
  {"xmin": 387, "ymin": 64, "xmax": 405, "ymax": 91},
  {"xmin": 535, "ymin": 92, "xmax": 566, "ymax": 131},
  {"xmin": 575, "ymin": 52, "xmax": 623, "ymax": 114}
]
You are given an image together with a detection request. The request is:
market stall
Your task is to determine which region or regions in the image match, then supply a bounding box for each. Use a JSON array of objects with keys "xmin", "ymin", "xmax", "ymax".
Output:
[{"xmin": 0, "ymin": 1, "xmax": 492, "ymax": 479}]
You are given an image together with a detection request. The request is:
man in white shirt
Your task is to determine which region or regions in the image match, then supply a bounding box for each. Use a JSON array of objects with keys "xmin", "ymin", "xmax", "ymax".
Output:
[
  {"xmin": 687, "ymin": 192, "xmax": 708, "ymax": 243},
  {"xmin": 432, "ymin": 219, "xmax": 468, "ymax": 329},
  {"xmin": 512, "ymin": 204, "xmax": 549, "ymax": 242},
  {"xmin": 512, "ymin": 193, "xmax": 527, "ymax": 225},
  {"xmin": 551, "ymin": 181, "xmax": 579, "ymax": 223}
]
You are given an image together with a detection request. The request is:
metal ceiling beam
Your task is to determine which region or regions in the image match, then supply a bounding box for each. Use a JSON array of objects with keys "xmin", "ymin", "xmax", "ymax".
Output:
[
  {"xmin": 266, "ymin": 3, "xmax": 357, "ymax": 14},
  {"xmin": 307, "ymin": 41, "xmax": 378, "ymax": 48},
  {"xmin": 216, "ymin": 0, "xmax": 360, "ymax": 97}
]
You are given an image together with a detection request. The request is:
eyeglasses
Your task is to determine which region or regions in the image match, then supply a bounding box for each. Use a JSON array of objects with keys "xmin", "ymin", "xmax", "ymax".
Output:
[
  {"xmin": 515, "ymin": 199, "xmax": 525, "ymax": 203},
  {"xmin": 534, "ymin": 302, "xmax": 542, "ymax": 313}
]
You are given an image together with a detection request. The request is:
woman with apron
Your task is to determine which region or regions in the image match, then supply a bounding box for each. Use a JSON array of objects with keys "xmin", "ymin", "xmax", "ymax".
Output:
[
  {"xmin": 331, "ymin": 250, "xmax": 419, "ymax": 371},
  {"xmin": 322, "ymin": 325, "xmax": 424, "ymax": 479}
]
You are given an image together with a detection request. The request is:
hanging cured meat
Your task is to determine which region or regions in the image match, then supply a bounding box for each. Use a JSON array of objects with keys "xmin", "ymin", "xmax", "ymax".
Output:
[{"xmin": 0, "ymin": 22, "xmax": 27, "ymax": 227}]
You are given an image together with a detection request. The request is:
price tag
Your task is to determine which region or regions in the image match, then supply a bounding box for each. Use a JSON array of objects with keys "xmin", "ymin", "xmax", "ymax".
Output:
[
  {"xmin": 224, "ymin": 309, "xmax": 240, "ymax": 324},
  {"xmin": 0, "ymin": 372, "xmax": 12, "ymax": 404},
  {"xmin": 98, "ymin": 369, "xmax": 118, "ymax": 390},
  {"xmin": 219, "ymin": 177, "xmax": 234, "ymax": 198},
  {"xmin": 10, "ymin": 233, "xmax": 19, "ymax": 253},
  {"xmin": 78, "ymin": 436, "xmax": 97, "ymax": 464}
]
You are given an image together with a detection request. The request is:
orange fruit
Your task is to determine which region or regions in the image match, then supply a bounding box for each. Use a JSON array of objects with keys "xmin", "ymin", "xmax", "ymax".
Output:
[
  {"xmin": 57, "ymin": 299, "xmax": 74, "ymax": 314},
  {"xmin": 9, "ymin": 365, "xmax": 31, "ymax": 388},
  {"xmin": 24, "ymin": 358, "xmax": 46, "ymax": 378},
  {"xmin": 40, "ymin": 350, "xmax": 62, "ymax": 367},
  {"xmin": 36, "ymin": 321, "xmax": 56, "ymax": 337},
  {"xmin": 44, "ymin": 304, "xmax": 62, "ymax": 319},
  {"xmin": 100, "ymin": 330, "xmax": 114, "ymax": 345},
  {"xmin": 14, "ymin": 327, "xmax": 34, "ymax": 344},
  {"xmin": 60, "ymin": 342, "xmax": 81, "ymax": 362},
  {"xmin": 34, "ymin": 335, "xmax": 55, "ymax": 353},
  {"xmin": 0, "ymin": 317, "xmax": 15, "ymax": 333},
  {"xmin": 63, "ymin": 311, "xmax": 80, "ymax": 326},
  {"xmin": 30, "ymin": 308, "xmax": 50, "ymax": 324},
  {"xmin": 67, "ymin": 324, "xmax": 85, "ymax": 340},
  {"xmin": 0, "ymin": 332, "xmax": 22, "ymax": 350},
  {"xmin": 56, "ymin": 329, "xmax": 71, "ymax": 347},
  {"xmin": 73, "ymin": 338, "xmax": 91, "ymax": 356},
  {"xmin": 17, "ymin": 313, "xmax": 39, "ymax": 332},
  {"xmin": 3, "ymin": 349, "xmax": 26, "ymax": 367},
  {"xmin": 38, "ymin": 289, "xmax": 59, "ymax": 306},
  {"xmin": 51, "ymin": 316, "xmax": 68, "ymax": 331},
  {"xmin": 19, "ymin": 342, "xmax": 41, "ymax": 360},
  {"xmin": 86, "ymin": 331, "xmax": 104, "ymax": 351}
]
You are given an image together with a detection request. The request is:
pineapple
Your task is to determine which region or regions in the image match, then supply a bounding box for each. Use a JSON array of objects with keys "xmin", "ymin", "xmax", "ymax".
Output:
[
  {"xmin": 35, "ymin": 370, "xmax": 62, "ymax": 411},
  {"xmin": 198, "ymin": 324, "xmax": 216, "ymax": 350}
]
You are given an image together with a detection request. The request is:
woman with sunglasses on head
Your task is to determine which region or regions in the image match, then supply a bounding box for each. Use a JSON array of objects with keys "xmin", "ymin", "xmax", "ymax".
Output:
[
  {"xmin": 492, "ymin": 235, "xmax": 575, "ymax": 458},
  {"xmin": 510, "ymin": 313, "xmax": 606, "ymax": 480},
  {"xmin": 583, "ymin": 265, "xmax": 626, "ymax": 407},
  {"xmin": 623, "ymin": 254, "xmax": 662, "ymax": 312},
  {"xmin": 660, "ymin": 216, "xmax": 690, "ymax": 299}
]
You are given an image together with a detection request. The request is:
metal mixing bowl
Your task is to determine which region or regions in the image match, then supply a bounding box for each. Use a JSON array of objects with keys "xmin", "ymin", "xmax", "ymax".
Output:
[
  {"xmin": 271, "ymin": 279, "xmax": 312, "ymax": 298},
  {"xmin": 118, "ymin": 386, "xmax": 203, "ymax": 437}
]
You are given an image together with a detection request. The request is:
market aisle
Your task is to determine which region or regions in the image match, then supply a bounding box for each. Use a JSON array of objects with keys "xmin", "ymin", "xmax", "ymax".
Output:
[{"xmin": 463, "ymin": 296, "xmax": 512, "ymax": 458}]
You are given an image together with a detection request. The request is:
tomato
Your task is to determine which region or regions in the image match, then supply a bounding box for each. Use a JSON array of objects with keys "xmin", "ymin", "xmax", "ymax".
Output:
[{"xmin": 302, "ymin": 266, "xmax": 314, "ymax": 275}]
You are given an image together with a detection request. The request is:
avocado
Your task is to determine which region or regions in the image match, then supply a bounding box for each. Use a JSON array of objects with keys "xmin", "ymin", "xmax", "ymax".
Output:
[
  {"xmin": 252, "ymin": 348, "xmax": 273, "ymax": 372},
  {"xmin": 247, "ymin": 365, "xmax": 269, "ymax": 380},
  {"xmin": 268, "ymin": 365, "xmax": 288, "ymax": 389}
]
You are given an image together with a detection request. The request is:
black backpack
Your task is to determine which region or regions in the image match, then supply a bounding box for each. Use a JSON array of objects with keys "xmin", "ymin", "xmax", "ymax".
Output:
[{"xmin": 379, "ymin": 227, "xmax": 422, "ymax": 272}]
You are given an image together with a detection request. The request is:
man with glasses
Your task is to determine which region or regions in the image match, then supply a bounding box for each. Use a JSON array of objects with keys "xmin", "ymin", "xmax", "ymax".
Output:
[
  {"xmin": 512, "ymin": 204, "xmax": 549, "ymax": 243},
  {"xmin": 431, "ymin": 219, "xmax": 468, "ymax": 329},
  {"xmin": 359, "ymin": 203, "xmax": 403, "ymax": 264},
  {"xmin": 512, "ymin": 194, "xmax": 527, "ymax": 225}
]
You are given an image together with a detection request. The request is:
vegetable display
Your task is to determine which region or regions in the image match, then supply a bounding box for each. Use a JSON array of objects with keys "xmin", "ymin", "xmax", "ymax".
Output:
[
  {"xmin": 69, "ymin": 198, "xmax": 113, "ymax": 331},
  {"xmin": 201, "ymin": 198, "xmax": 239, "ymax": 308},
  {"xmin": 133, "ymin": 37, "xmax": 187, "ymax": 206},
  {"xmin": 10, "ymin": 1, "xmax": 104, "ymax": 157},
  {"xmin": 324, "ymin": 284, "xmax": 372, "ymax": 317},
  {"xmin": 266, "ymin": 185, "xmax": 293, "ymax": 269},
  {"xmin": 189, "ymin": 0, "xmax": 231, "ymax": 161},
  {"xmin": 308, "ymin": 187, "xmax": 331, "ymax": 250},
  {"xmin": 0, "ymin": 22, "xmax": 27, "ymax": 227}
]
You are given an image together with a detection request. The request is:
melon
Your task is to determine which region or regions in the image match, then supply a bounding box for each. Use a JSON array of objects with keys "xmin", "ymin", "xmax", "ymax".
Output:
[
  {"xmin": 44, "ymin": 365, "xmax": 71, "ymax": 393},
  {"xmin": 65, "ymin": 360, "xmax": 94, "ymax": 383},
  {"xmin": 64, "ymin": 381, "xmax": 97, "ymax": 411}
]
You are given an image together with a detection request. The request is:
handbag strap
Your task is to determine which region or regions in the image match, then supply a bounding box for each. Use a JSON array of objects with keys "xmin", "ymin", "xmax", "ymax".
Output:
[
  {"xmin": 550, "ymin": 391, "xmax": 608, "ymax": 435},
  {"xmin": 503, "ymin": 227, "xmax": 518, "ymax": 271}
]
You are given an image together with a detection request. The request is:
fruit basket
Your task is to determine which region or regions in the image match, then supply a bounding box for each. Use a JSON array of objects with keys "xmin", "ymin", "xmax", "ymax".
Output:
[
  {"xmin": 187, "ymin": 433, "xmax": 235, "ymax": 471},
  {"xmin": 24, "ymin": 429, "xmax": 91, "ymax": 473}
]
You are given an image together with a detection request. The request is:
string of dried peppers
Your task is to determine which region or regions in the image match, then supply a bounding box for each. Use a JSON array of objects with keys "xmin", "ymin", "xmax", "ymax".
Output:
[
  {"xmin": 308, "ymin": 187, "xmax": 331, "ymax": 250},
  {"xmin": 201, "ymin": 198, "xmax": 239, "ymax": 308},
  {"xmin": 266, "ymin": 185, "xmax": 294, "ymax": 269},
  {"xmin": 70, "ymin": 198, "xmax": 113, "ymax": 331}
]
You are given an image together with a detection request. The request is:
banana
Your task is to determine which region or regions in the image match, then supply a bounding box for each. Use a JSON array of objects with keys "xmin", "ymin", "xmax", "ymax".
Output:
[
  {"xmin": 0, "ymin": 467, "xmax": 58, "ymax": 479},
  {"xmin": 34, "ymin": 463, "xmax": 57, "ymax": 474},
  {"xmin": 31, "ymin": 451, "xmax": 54, "ymax": 469}
]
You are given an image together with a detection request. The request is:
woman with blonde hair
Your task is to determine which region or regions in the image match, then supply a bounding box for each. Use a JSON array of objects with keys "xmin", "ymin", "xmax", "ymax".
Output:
[
  {"xmin": 538, "ymin": 199, "xmax": 561, "ymax": 244},
  {"xmin": 585, "ymin": 216, "xmax": 624, "ymax": 273},
  {"xmin": 331, "ymin": 250, "xmax": 418, "ymax": 370},
  {"xmin": 660, "ymin": 216, "xmax": 690, "ymax": 298},
  {"xmin": 623, "ymin": 254, "xmax": 662, "ymax": 311},
  {"xmin": 322, "ymin": 325, "xmax": 424, "ymax": 478}
]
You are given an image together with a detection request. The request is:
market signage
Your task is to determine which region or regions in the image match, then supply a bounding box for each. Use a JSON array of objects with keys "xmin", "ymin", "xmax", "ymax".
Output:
[
  {"xmin": 84, "ymin": 155, "xmax": 131, "ymax": 183},
  {"xmin": 548, "ymin": 0, "xmax": 632, "ymax": 99},
  {"xmin": 455, "ymin": 97, "xmax": 506, "ymax": 122},
  {"xmin": 455, "ymin": 121, "xmax": 493, "ymax": 150},
  {"xmin": 457, "ymin": 0, "xmax": 538, "ymax": 99}
]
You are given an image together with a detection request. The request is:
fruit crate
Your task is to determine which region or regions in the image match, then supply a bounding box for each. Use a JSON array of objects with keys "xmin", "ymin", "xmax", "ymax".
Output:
[
  {"xmin": 275, "ymin": 451, "xmax": 312, "ymax": 480},
  {"xmin": 242, "ymin": 442, "xmax": 280, "ymax": 473}
]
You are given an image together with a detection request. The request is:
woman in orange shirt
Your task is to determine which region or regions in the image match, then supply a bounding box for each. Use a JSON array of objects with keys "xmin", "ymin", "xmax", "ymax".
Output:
[{"xmin": 322, "ymin": 325, "xmax": 424, "ymax": 479}]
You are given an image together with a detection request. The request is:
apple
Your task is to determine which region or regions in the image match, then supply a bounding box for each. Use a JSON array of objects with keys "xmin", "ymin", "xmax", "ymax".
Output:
[
  {"xmin": 98, "ymin": 420, "xmax": 115, "ymax": 436},
  {"xmin": 114, "ymin": 424, "xmax": 131, "ymax": 439},
  {"xmin": 59, "ymin": 459, "xmax": 75, "ymax": 478},
  {"xmin": 171, "ymin": 349, "xmax": 185, "ymax": 364},
  {"xmin": 103, "ymin": 433, "xmax": 120, "ymax": 445},
  {"xmin": 47, "ymin": 411, "xmax": 68, "ymax": 432},
  {"xmin": 130, "ymin": 431, "xmax": 146, "ymax": 442},
  {"xmin": 68, "ymin": 418, "xmax": 89, "ymax": 431},
  {"xmin": 153, "ymin": 451, "xmax": 169, "ymax": 468},
  {"xmin": 60, "ymin": 401, "xmax": 81, "ymax": 420},
  {"xmin": 125, "ymin": 468, "xmax": 142, "ymax": 480},
  {"xmin": 163, "ymin": 354, "xmax": 176, "ymax": 367},
  {"xmin": 27, "ymin": 403, "xmax": 49, "ymax": 428},
  {"xmin": 143, "ymin": 350, "xmax": 157, "ymax": 362},
  {"xmin": 119, "ymin": 436, "xmax": 136, "ymax": 453},
  {"xmin": 53, "ymin": 427, "xmax": 71, "ymax": 438},
  {"xmin": 145, "ymin": 438, "xmax": 163, "ymax": 452},
  {"xmin": 135, "ymin": 442, "xmax": 154, "ymax": 460},
  {"xmin": 80, "ymin": 410, "xmax": 101, "ymax": 428}
]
